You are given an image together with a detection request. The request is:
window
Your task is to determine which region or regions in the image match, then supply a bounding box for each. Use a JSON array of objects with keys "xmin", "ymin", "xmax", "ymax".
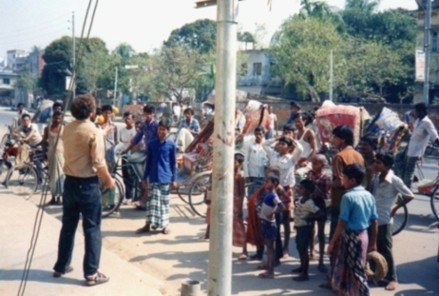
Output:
[
  {"xmin": 3, "ymin": 78, "xmax": 10, "ymax": 84},
  {"xmin": 240, "ymin": 63, "xmax": 248, "ymax": 76},
  {"xmin": 433, "ymin": 31, "xmax": 439, "ymax": 52},
  {"xmin": 253, "ymin": 62, "xmax": 262, "ymax": 76}
]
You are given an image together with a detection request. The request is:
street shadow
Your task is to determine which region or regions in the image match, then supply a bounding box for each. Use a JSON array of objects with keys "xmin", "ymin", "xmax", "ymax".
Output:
[
  {"xmin": 0, "ymin": 269, "xmax": 83, "ymax": 286},
  {"xmin": 395, "ymin": 256, "xmax": 439, "ymax": 295},
  {"xmin": 404, "ymin": 213, "xmax": 439, "ymax": 234}
]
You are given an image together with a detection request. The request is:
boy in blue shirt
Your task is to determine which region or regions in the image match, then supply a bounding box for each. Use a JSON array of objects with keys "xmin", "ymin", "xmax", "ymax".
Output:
[
  {"xmin": 136, "ymin": 119, "xmax": 177, "ymax": 235},
  {"xmin": 257, "ymin": 174, "xmax": 285, "ymax": 279}
]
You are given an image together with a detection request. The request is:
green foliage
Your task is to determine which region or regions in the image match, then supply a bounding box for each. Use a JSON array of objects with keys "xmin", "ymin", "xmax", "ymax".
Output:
[
  {"xmin": 163, "ymin": 19, "xmax": 217, "ymax": 54},
  {"xmin": 270, "ymin": 17, "xmax": 342, "ymax": 102},
  {"xmin": 40, "ymin": 36, "xmax": 72, "ymax": 98},
  {"xmin": 269, "ymin": 1, "xmax": 416, "ymax": 103},
  {"xmin": 139, "ymin": 44, "xmax": 210, "ymax": 102}
]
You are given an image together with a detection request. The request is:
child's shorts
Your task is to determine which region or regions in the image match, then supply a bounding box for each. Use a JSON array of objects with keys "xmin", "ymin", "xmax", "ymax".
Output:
[
  {"xmin": 295, "ymin": 225, "xmax": 313, "ymax": 253},
  {"xmin": 260, "ymin": 220, "xmax": 277, "ymax": 241}
]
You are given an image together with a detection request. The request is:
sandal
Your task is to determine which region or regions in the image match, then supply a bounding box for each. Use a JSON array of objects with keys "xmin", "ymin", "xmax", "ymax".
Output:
[
  {"xmin": 85, "ymin": 271, "xmax": 109, "ymax": 286},
  {"xmin": 162, "ymin": 227, "xmax": 170, "ymax": 235},
  {"xmin": 135, "ymin": 224, "xmax": 150, "ymax": 234},
  {"xmin": 257, "ymin": 272, "xmax": 274, "ymax": 279}
]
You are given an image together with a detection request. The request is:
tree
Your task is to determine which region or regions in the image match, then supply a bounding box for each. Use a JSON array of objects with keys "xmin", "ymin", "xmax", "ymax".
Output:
[
  {"xmin": 140, "ymin": 44, "xmax": 208, "ymax": 103},
  {"xmin": 75, "ymin": 38, "xmax": 113, "ymax": 96},
  {"xmin": 163, "ymin": 19, "xmax": 217, "ymax": 54},
  {"xmin": 40, "ymin": 36, "xmax": 72, "ymax": 98},
  {"xmin": 345, "ymin": 0, "xmax": 380, "ymax": 13},
  {"xmin": 270, "ymin": 17, "xmax": 342, "ymax": 102}
]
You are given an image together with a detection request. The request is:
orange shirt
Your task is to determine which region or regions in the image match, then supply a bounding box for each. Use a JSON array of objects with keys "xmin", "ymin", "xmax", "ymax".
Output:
[{"xmin": 331, "ymin": 146, "xmax": 364, "ymax": 212}]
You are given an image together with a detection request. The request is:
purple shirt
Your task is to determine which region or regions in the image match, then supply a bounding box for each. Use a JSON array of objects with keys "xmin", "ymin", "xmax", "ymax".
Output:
[{"xmin": 131, "ymin": 119, "xmax": 158, "ymax": 150}]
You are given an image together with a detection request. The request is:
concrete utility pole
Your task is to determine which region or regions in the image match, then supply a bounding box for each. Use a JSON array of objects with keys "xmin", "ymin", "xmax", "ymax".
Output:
[
  {"xmin": 424, "ymin": 0, "xmax": 432, "ymax": 104},
  {"xmin": 206, "ymin": 0, "xmax": 238, "ymax": 295}
]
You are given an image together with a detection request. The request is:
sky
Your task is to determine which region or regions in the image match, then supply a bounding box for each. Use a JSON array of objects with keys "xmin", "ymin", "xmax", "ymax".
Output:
[{"xmin": 0, "ymin": 0, "xmax": 418, "ymax": 60}]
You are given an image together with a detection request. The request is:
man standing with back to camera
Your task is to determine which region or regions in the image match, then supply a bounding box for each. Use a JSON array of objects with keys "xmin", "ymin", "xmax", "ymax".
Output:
[{"xmin": 53, "ymin": 94, "xmax": 115, "ymax": 286}]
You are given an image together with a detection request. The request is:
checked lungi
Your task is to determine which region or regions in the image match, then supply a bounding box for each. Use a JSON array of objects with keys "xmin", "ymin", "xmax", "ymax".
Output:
[
  {"xmin": 145, "ymin": 183, "xmax": 170, "ymax": 229},
  {"xmin": 331, "ymin": 229, "xmax": 369, "ymax": 296}
]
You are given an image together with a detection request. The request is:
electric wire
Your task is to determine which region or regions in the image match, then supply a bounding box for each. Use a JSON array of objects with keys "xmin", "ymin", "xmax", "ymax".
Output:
[{"xmin": 16, "ymin": 1, "xmax": 100, "ymax": 295}]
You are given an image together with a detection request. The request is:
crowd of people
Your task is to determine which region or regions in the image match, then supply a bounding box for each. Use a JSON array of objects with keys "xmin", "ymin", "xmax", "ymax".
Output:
[{"xmin": 2, "ymin": 96, "xmax": 437, "ymax": 292}]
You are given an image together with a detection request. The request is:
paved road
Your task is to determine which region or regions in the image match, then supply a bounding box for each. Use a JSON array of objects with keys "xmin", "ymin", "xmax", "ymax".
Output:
[{"xmin": 0, "ymin": 106, "xmax": 438, "ymax": 296}]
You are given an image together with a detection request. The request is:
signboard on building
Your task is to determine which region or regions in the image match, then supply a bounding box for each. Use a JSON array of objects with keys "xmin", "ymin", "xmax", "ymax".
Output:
[{"xmin": 416, "ymin": 49, "xmax": 426, "ymax": 82}]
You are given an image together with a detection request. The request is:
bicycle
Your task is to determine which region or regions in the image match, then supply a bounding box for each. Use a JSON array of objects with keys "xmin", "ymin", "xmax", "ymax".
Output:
[{"xmin": 100, "ymin": 152, "xmax": 149, "ymax": 217}]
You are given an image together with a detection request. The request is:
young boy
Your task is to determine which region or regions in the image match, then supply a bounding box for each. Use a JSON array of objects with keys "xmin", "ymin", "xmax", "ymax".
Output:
[
  {"xmin": 233, "ymin": 153, "xmax": 248, "ymax": 259},
  {"xmin": 328, "ymin": 164, "xmax": 377, "ymax": 295},
  {"xmin": 307, "ymin": 154, "xmax": 331, "ymax": 272},
  {"xmin": 118, "ymin": 112, "xmax": 137, "ymax": 204},
  {"xmin": 136, "ymin": 119, "xmax": 177, "ymax": 235},
  {"xmin": 257, "ymin": 174, "xmax": 285, "ymax": 279},
  {"xmin": 370, "ymin": 152, "xmax": 414, "ymax": 291},
  {"xmin": 292, "ymin": 179, "xmax": 321, "ymax": 281}
]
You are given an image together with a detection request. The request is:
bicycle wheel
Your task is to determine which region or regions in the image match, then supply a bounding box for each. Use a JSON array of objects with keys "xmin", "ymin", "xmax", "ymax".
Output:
[
  {"xmin": 9, "ymin": 165, "xmax": 39, "ymax": 199},
  {"xmin": 101, "ymin": 177, "xmax": 124, "ymax": 218},
  {"xmin": 188, "ymin": 172, "xmax": 211, "ymax": 218},
  {"xmin": 430, "ymin": 186, "xmax": 439, "ymax": 221},
  {"xmin": 391, "ymin": 204, "xmax": 408, "ymax": 236}
]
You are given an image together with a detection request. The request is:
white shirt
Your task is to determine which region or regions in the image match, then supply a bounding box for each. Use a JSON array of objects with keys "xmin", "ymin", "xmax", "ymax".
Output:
[
  {"xmin": 264, "ymin": 138, "xmax": 303, "ymax": 187},
  {"xmin": 243, "ymin": 138, "xmax": 268, "ymax": 178},
  {"xmin": 294, "ymin": 197, "xmax": 320, "ymax": 227},
  {"xmin": 118, "ymin": 126, "xmax": 137, "ymax": 150},
  {"xmin": 407, "ymin": 116, "xmax": 438, "ymax": 157},
  {"xmin": 370, "ymin": 169, "xmax": 414, "ymax": 225}
]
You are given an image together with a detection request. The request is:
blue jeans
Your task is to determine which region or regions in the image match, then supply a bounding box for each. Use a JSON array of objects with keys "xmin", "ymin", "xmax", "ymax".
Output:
[
  {"xmin": 394, "ymin": 151, "xmax": 417, "ymax": 188},
  {"xmin": 53, "ymin": 175, "xmax": 102, "ymax": 278}
]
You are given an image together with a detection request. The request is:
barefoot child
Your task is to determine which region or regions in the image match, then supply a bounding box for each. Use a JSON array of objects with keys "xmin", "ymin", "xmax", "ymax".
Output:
[
  {"xmin": 292, "ymin": 179, "xmax": 322, "ymax": 281},
  {"xmin": 307, "ymin": 154, "xmax": 331, "ymax": 272},
  {"xmin": 233, "ymin": 153, "xmax": 248, "ymax": 259},
  {"xmin": 257, "ymin": 174, "xmax": 284, "ymax": 279}
]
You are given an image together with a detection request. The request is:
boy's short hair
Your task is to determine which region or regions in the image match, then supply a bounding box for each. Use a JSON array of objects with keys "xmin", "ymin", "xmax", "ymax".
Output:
[
  {"xmin": 332, "ymin": 125, "xmax": 354, "ymax": 146},
  {"xmin": 158, "ymin": 119, "xmax": 171, "ymax": 130},
  {"xmin": 101, "ymin": 104, "xmax": 113, "ymax": 112},
  {"xmin": 235, "ymin": 152, "xmax": 245, "ymax": 164},
  {"xmin": 278, "ymin": 136, "xmax": 293, "ymax": 147},
  {"xmin": 183, "ymin": 108, "xmax": 194, "ymax": 115},
  {"xmin": 267, "ymin": 173, "xmax": 280, "ymax": 186},
  {"xmin": 414, "ymin": 102, "xmax": 427, "ymax": 114},
  {"xmin": 21, "ymin": 113, "xmax": 31, "ymax": 120},
  {"xmin": 299, "ymin": 179, "xmax": 315, "ymax": 194},
  {"xmin": 143, "ymin": 105, "xmax": 155, "ymax": 114},
  {"xmin": 123, "ymin": 111, "xmax": 132, "ymax": 118},
  {"xmin": 282, "ymin": 124, "xmax": 296, "ymax": 132},
  {"xmin": 17, "ymin": 102, "xmax": 24, "ymax": 108},
  {"xmin": 312, "ymin": 154, "xmax": 328, "ymax": 167},
  {"xmin": 360, "ymin": 135, "xmax": 378, "ymax": 150},
  {"xmin": 53, "ymin": 101, "xmax": 63, "ymax": 110},
  {"xmin": 342, "ymin": 164, "xmax": 365, "ymax": 185},
  {"xmin": 290, "ymin": 101, "xmax": 301, "ymax": 109},
  {"xmin": 254, "ymin": 125, "xmax": 265, "ymax": 134},
  {"xmin": 375, "ymin": 152, "xmax": 394, "ymax": 168}
]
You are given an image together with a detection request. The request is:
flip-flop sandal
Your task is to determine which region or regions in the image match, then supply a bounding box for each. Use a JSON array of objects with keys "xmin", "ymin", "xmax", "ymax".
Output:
[
  {"xmin": 135, "ymin": 225, "xmax": 150, "ymax": 234},
  {"xmin": 257, "ymin": 272, "xmax": 274, "ymax": 279}
]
